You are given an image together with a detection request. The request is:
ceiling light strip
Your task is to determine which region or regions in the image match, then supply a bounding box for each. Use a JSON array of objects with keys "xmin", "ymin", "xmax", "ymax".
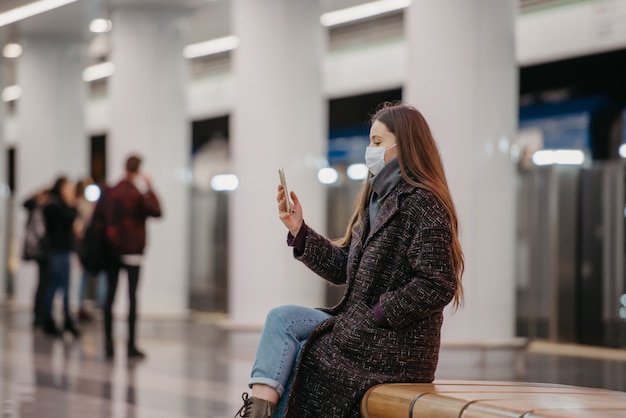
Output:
[
  {"xmin": 0, "ymin": 0, "xmax": 80, "ymax": 28},
  {"xmin": 183, "ymin": 35, "xmax": 240, "ymax": 59},
  {"xmin": 2, "ymin": 85, "xmax": 22, "ymax": 102},
  {"xmin": 320, "ymin": 0, "xmax": 412, "ymax": 27},
  {"xmin": 83, "ymin": 62, "xmax": 115, "ymax": 82}
]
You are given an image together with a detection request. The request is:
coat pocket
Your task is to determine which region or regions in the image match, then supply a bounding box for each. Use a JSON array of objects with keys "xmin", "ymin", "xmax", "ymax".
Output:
[{"xmin": 332, "ymin": 302, "xmax": 387, "ymax": 359}]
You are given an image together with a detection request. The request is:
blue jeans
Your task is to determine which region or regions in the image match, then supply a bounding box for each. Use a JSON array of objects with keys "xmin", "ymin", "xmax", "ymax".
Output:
[
  {"xmin": 46, "ymin": 251, "xmax": 71, "ymax": 320},
  {"xmin": 79, "ymin": 270, "xmax": 107, "ymax": 308},
  {"xmin": 249, "ymin": 305, "xmax": 331, "ymax": 418}
]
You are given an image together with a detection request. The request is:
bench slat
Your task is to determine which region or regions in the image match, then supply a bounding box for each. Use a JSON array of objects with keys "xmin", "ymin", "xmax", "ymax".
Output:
[
  {"xmin": 361, "ymin": 381, "xmax": 626, "ymax": 418},
  {"xmin": 527, "ymin": 410, "xmax": 626, "ymax": 418}
]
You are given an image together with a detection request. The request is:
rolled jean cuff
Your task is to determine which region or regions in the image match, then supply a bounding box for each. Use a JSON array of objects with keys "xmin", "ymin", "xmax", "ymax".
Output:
[{"xmin": 248, "ymin": 377, "xmax": 285, "ymax": 397}]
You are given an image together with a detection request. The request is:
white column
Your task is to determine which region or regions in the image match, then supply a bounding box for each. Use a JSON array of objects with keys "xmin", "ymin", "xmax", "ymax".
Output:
[
  {"xmin": 108, "ymin": 2, "xmax": 190, "ymax": 317},
  {"xmin": 14, "ymin": 36, "xmax": 88, "ymax": 309},
  {"xmin": 405, "ymin": 1, "xmax": 518, "ymax": 342},
  {"xmin": 230, "ymin": 0, "xmax": 326, "ymax": 326},
  {"xmin": 0, "ymin": 53, "xmax": 6, "ymax": 305}
]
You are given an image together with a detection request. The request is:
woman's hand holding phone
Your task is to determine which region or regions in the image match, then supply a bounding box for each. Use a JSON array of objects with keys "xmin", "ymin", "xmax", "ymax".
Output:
[
  {"xmin": 277, "ymin": 168, "xmax": 303, "ymax": 237},
  {"xmin": 278, "ymin": 168, "xmax": 291, "ymax": 212}
]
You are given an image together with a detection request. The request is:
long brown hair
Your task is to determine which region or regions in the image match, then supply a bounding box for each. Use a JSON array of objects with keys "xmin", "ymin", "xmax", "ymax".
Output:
[{"xmin": 335, "ymin": 102, "xmax": 464, "ymax": 308}]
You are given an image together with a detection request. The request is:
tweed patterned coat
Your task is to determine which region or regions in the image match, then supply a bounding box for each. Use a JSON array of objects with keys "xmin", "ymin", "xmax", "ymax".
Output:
[{"xmin": 284, "ymin": 181, "xmax": 457, "ymax": 418}]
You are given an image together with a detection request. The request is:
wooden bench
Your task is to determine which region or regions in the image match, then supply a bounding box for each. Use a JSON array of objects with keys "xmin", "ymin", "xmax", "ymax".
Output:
[{"xmin": 361, "ymin": 380, "xmax": 626, "ymax": 417}]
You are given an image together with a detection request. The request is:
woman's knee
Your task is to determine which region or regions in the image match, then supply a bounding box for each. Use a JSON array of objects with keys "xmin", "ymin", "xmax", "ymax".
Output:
[
  {"xmin": 266, "ymin": 305, "xmax": 301, "ymax": 324},
  {"xmin": 267, "ymin": 304, "xmax": 321, "ymax": 319},
  {"xmin": 264, "ymin": 305, "xmax": 329, "ymax": 336}
]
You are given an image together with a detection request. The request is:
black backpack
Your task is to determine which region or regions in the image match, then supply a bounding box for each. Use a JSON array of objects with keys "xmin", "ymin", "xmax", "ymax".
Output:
[
  {"xmin": 77, "ymin": 218, "xmax": 109, "ymax": 273},
  {"xmin": 77, "ymin": 191, "xmax": 111, "ymax": 273}
]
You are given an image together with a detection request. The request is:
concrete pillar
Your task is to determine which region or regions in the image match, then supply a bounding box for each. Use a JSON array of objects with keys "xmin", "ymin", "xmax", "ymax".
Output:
[
  {"xmin": 405, "ymin": 1, "xmax": 518, "ymax": 341},
  {"xmin": 14, "ymin": 36, "xmax": 88, "ymax": 309},
  {"xmin": 108, "ymin": 1, "xmax": 190, "ymax": 317},
  {"xmin": 0, "ymin": 52, "xmax": 6, "ymax": 305},
  {"xmin": 230, "ymin": 0, "xmax": 326, "ymax": 326}
]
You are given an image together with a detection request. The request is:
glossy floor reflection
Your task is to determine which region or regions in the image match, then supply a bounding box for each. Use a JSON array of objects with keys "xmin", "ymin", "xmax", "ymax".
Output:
[{"xmin": 1, "ymin": 307, "xmax": 625, "ymax": 418}]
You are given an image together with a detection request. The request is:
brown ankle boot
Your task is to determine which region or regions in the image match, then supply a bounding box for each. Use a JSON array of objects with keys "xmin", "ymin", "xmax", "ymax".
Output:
[{"xmin": 234, "ymin": 392, "xmax": 276, "ymax": 417}]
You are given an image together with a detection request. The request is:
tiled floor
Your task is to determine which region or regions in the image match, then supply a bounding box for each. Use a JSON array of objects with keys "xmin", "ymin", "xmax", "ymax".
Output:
[{"xmin": 1, "ymin": 307, "xmax": 625, "ymax": 418}]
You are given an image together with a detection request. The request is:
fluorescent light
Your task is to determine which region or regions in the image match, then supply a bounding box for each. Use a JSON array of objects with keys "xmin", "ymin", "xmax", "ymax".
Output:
[
  {"xmin": 320, "ymin": 0, "xmax": 411, "ymax": 27},
  {"xmin": 3, "ymin": 43, "xmax": 23, "ymax": 58},
  {"xmin": 89, "ymin": 18, "xmax": 112, "ymax": 33},
  {"xmin": 318, "ymin": 167, "xmax": 339, "ymax": 185},
  {"xmin": 2, "ymin": 85, "xmax": 22, "ymax": 102},
  {"xmin": 83, "ymin": 62, "xmax": 115, "ymax": 82},
  {"xmin": 210, "ymin": 174, "xmax": 239, "ymax": 191},
  {"xmin": 531, "ymin": 149, "xmax": 585, "ymax": 166},
  {"xmin": 183, "ymin": 36, "xmax": 239, "ymax": 59},
  {"xmin": 0, "ymin": 0, "xmax": 80, "ymax": 28},
  {"xmin": 346, "ymin": 163, "xmax": 369, "ymax": 180},
  {"xmin": 619, "ymin": 144, "xmax": 626, "ymax": 159}
]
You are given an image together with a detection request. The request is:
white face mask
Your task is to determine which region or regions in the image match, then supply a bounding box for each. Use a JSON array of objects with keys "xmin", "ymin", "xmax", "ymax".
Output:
[{"xmin": 365, "ymin": 143, "xmax": 396, "ymax": 176}]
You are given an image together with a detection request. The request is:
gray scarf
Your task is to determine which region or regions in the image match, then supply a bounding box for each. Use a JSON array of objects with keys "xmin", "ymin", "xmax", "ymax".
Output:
[{"xmin": 368, "ymin": 158, "xmax": 402, "ymax": 231}]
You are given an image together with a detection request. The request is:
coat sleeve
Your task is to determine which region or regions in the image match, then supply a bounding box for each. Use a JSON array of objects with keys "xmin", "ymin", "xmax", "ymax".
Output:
[
  {"xmin": 140, "ymin": 190, "xmax": 162, "ymax": 218},
  {"xmin": 45, "ymin": 202, "xmax": 78, "ymax": 225},
  {"xmin": 294, "ymin": 223, "xmax": 349, "ymax": 285},
  {"xmin": 379, "ymin": 220, "xmax": 457, "ymax": 329}
]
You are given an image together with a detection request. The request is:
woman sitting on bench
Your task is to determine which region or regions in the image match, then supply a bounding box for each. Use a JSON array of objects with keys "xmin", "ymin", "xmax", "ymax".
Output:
[{"xmin": 235, "ymin": 102, "xmax": 465, "ymax": 418}]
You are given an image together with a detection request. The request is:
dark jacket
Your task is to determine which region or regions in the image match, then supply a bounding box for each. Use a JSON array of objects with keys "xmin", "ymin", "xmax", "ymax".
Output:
[
  {"xmin": 43, "ymin": 196, "xmax": 78, "ymax": 252},
  {"xmin": 285, "ymin": 181, "xmax": 457, "ymax": 417},
  {"xmin": 99, "ymin": 179, "xmax": 162, "ymax": 255}
]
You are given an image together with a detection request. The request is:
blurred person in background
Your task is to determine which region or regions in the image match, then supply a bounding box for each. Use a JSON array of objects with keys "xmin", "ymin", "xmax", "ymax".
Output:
[
  {"xmin": 42, "ymin": 176, "xmax": 81, "ymax": 338},
  {"xmin": 22, "ymin": 188, "xmax": 50, "ymax": 330},
  {"xmin": 97, "ymin": 154, "xmax": 162, "ymax": 360},
  {"xmin": 235, "ymin": 103, "xmax": 464, "ymax": 418},
  {"xmin": 74, "ymin": 178, "xmax": 108, "ymax": 322}
]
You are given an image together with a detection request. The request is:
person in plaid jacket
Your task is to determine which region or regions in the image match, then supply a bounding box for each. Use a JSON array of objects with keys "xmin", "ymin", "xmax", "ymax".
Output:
[{"xmin": 98, "ymin": 154, "xmax": 162, "ymax": 360}]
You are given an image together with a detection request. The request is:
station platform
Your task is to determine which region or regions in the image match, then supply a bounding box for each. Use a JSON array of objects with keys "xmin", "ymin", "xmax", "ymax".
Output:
[{"xmin": 0, "ymin": 307, "xmax": 624, "ymax": 417}]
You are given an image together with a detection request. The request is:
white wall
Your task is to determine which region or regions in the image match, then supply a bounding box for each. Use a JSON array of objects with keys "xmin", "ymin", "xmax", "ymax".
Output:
[
  {"xmin": 516, "ymin": 0, "xmax": 626, "ymax": 66},
  {"xmin": 78, "ymin": 41, "xmax": 406, "ymax": 135},
  {"xmin": 323, "ymin": 40, "xmax": 406, "ymax": 98}
]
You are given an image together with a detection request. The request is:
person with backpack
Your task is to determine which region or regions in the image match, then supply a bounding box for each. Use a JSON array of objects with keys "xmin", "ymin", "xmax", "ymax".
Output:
[
  {"xmin": 22, "ymin": 188, "xmax": 50, "ymax": 329},
  {"xmin": 42, "ymin": 176, "xmax": 81, "ymax": 338},
  {"xmin": 96, "ymin": 155, "xmax": 162, "ymax": 360},
  {"xmin": 74, "ymin": 178, "xmax": 107, "ymax": 322}
]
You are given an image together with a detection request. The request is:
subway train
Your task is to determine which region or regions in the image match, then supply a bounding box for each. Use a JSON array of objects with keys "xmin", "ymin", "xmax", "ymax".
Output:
[{"xmin": 516, "ymin": 96, "xmax": 626, "ymax": 349}]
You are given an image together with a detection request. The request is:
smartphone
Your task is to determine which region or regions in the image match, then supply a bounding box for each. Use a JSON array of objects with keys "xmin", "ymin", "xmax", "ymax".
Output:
[{"xmin": 278, "ymin": 167, "xmax": 291, "ymax": 212}]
